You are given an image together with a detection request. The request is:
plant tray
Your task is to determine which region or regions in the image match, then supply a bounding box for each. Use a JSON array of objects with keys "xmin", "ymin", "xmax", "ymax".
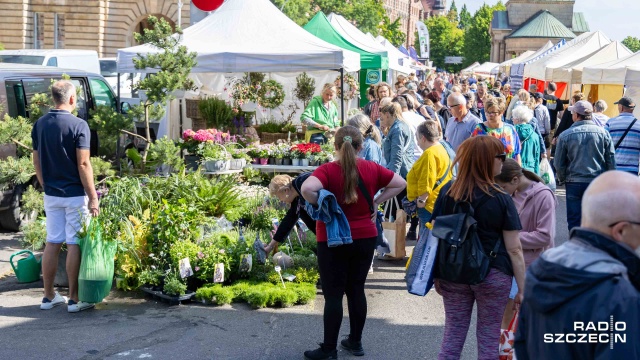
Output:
[
  {"xmin": 260, "ymin": 132, "xmax": 289, "ymax": 144},
  {"xmin": 185, "ymin": 99, "xmax": 202, "ymax": 119},
  {"xmin": 140, "ymin": 285, "xmax": 195, "ymax": 306}
]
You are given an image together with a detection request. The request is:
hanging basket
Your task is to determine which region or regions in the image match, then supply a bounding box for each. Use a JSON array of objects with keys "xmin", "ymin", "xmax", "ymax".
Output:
[{"xmin": 186, "ymin": 99, "xmax": 202, "ymax": 119}]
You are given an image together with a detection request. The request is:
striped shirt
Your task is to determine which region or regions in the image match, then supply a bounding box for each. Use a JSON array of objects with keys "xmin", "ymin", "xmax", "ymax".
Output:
[{"xmin": 605, "ymin": 113, "xmax": 640, "ymax": 174}]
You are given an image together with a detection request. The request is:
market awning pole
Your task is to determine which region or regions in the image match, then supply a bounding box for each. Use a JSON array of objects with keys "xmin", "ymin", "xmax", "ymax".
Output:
[{"xmin": 340, "ymin": 68, "xmax": 344, "ymax": 126}]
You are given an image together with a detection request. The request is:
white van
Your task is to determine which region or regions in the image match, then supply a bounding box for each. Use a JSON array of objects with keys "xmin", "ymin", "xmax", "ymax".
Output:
[
  {"xmin": 0, "ymin": 49, "xmax": 100, "ymax": 74},
  {"xmin": 99, "ymin": 57, "xmax": 140, "ymax": 97}
]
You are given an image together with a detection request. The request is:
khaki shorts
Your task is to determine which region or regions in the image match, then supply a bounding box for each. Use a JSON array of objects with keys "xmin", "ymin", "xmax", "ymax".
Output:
[{"xmin": 44, "ymin": 195, "xmax": 89, "ymax": 245}]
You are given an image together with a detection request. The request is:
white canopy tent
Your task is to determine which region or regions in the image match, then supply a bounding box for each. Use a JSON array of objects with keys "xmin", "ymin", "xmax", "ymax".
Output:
[
  {"xmin": 473, "ymin": 62, "xmax": 500, "ymax": 77},
  {"xmin": 524, "ymin": 31, "xmax": 611, "ymax": 80},
  {"xmin": 116, "ymin": 0, "xmax": 360, "ymax": 74},
  {"xmin": 552, "ymin": 41, "xmax": 632, "ymax": 83},
  {"xmin": 370, "ymin": 35, "xmax": 414, "ymax": 79},
  {"xmin": 496, "ymin": 50, "xmax": 535, "ymax": 75},
  {"xmin": 461, "ymin": 62, "xmax": 481, "ymax": 74},
  {"xmin": 582, "ymin": 51, "xmax": 640, "ymax": 85},
  {"xmin": 623, "ymin": 67, "xmax": 640, "ymax": 118}
]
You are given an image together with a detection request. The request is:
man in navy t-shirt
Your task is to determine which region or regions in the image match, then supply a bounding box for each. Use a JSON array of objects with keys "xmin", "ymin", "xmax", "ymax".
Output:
[{"xmin": 32, "ymin": 80, "xmax": 100, "ymax": 313}]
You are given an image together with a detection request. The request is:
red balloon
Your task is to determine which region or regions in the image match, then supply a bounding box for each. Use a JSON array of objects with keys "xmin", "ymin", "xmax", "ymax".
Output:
[{"xmin": 192, "ymin": 0, "xmax": 224, "ymax": 12}]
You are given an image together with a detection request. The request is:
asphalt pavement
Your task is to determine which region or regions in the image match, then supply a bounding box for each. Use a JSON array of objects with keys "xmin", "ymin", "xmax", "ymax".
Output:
[{"xmin": 0, "ymin": 188, "xmax": 568, "ymax": 359}]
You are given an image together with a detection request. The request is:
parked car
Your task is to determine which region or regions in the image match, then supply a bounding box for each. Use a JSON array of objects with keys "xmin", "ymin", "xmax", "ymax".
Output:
[
  {"xmin": 0, "ymin": 63, "xmax": 128, "ymax": 231},
  {"xmin": 0, "ymin": 49, "xmax": 100, "ymax": 74}
]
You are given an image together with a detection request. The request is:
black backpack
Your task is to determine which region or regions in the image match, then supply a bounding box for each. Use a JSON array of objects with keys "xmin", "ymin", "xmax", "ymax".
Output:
[{"xmin": 432, "ymin": 193, "xmax": 500, "ymax": 285}]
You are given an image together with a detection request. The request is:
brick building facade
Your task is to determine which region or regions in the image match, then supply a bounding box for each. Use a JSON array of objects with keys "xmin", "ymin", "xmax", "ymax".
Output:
[{"xmin": 0, "ymin": 0, "xmax": 191, "ymax": 57}]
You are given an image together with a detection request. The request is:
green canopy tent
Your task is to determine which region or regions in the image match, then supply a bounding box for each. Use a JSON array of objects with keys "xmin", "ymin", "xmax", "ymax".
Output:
[{"xmin": 304, "ymin": 12, "xmax": 389, "ymax": 107}]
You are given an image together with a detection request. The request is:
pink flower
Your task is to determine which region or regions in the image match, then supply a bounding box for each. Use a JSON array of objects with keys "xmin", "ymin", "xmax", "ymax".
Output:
[
  {"xmin": 197, "ymin": 252, "xmax": 205, "ymax": 259},
  {"xmin": 195, "ymin": 266, "xmax": 200, "ymax": 272}
]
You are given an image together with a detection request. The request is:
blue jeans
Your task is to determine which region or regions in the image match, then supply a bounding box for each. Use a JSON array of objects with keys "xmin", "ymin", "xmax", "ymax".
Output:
[{"xmin": 565, "ymin": 182, "xmax": 590, "ymax": 232}]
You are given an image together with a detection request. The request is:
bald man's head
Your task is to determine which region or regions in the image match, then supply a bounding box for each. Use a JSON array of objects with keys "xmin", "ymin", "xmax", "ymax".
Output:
[{"xmin": 582, "ymin": 171, "xmax": 640, "ymax": 251}]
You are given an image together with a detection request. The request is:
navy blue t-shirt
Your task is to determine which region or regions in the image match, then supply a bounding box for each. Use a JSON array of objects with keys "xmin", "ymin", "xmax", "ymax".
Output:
[{"xmin": 31, "ymin": 110, "xmax": 90, "ymax": 197}]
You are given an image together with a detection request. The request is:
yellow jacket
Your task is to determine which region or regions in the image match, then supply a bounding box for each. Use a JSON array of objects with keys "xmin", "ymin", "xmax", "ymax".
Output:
[{"xmin": 406, "ymin": 142, "xmax": 452, "ymax": 213}]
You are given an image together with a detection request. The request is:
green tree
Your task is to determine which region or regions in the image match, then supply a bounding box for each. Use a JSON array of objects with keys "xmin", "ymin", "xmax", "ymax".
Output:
[
  {"xmin": 271, "ymin": 0, "xmax": 313, "ymax": 26},
  {"xmin": 310, "ymin": 0, "xmax": 386, "ymax": 35},
  {"xmin": 132, "ymin": 16, "xmax": 197, "ymax": 164},
  {"xmin": 380, "ymin": 16, "xmax": 406, "ymax": 47},
  {"xmin": 462, "ymin": 4, "xmax": 496, "ymax": 67},
  {"xmin": 458, "ymin": 4, "xmax": 472, "ymax": 30},
  {"xmin": 622, "ymin": 36, "xmax": 640, "ymax": 53},
  {"xmin": 426, "ymin": 15, "xmax": 464, "ymax": 72},
  {"xmin": 448, "ymin": 0, "xmax": 459, "ymax": 23}
]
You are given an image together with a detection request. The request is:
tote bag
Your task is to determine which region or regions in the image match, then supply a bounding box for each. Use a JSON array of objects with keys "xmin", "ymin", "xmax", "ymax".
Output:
[
  {"xmin": 380, "ymin": 198, "xmax": 407, "ymax": 259},
  {"xmin": 405, "ymin": 228, "xmax": 438, "ymax": 296}
]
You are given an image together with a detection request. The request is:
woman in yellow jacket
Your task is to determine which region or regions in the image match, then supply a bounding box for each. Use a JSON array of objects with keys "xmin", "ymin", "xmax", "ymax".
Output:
[{"xmin": 406, "ymin": 120, "xmax": 453, "ymax": 235}]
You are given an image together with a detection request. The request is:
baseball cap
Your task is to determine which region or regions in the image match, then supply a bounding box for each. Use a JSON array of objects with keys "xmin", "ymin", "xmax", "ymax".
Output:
[
  {"xmin": 614, "ymin": 96, "xmax": 636, "ymax": 108},
  {"xmin": 568, "ymin": 100, "xmax": 593, "ymax": 116},
  {"xmin": 531, "ymin": 92, "xmax": 544, "ymax": 100}
]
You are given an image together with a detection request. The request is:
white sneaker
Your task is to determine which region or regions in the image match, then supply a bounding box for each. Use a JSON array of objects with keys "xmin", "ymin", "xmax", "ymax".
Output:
[
  {"xmin": 67, "ymin": 300, "xmax": 95, "ymax": 313},
  {"xmin": 368, "ymin": 264, "xmax": 374, "ymax": 274},
  {"xmin": 40, "ymin": 292, "xmax": 67, "ymax": 310}
]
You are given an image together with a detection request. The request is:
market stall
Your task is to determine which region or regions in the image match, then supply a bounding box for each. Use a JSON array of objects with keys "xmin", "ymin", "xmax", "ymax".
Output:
[
  {"xmin": 117, "ymin": 0, "xmax": 361, "ymax": 138},
  {"xmin": 582, "ymin": 51, "xmax": 640, "ymax": 117},
  {"xmin": 623, "ymin": 67, "xmax": 640, "ymax": 119},
  {"xmin": 304, "ymin": 11, "xmax": 388, "ymax": 107}
]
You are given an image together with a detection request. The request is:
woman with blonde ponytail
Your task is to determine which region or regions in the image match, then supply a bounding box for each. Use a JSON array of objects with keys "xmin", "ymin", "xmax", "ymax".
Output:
[{"xmin": 301, "ymin": 126, "xmax": 406, "ymax": 359}]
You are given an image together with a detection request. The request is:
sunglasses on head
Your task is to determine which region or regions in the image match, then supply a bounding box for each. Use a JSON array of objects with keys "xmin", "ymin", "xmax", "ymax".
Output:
[{"xmin": 495, "ymin": 153, "xmax": 507, "ymax": 162}]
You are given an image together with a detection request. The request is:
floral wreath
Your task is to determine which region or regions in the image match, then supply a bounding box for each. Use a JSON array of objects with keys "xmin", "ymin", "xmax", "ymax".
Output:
[
  {"xmin": 334, "ymin": 74, "xmax": 358, "ymax": 101},
  {"xmin": 257, "ymin": 80, "xmax": 285, "ymax": 109}
]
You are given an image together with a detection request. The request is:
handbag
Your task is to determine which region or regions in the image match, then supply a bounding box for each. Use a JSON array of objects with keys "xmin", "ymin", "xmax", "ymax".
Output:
[
  {"xmin": 405, "ymin": 228, "xmax": 439, "ymax": 296},
  {"xmin": 499, "ymin": 310, "xmax": 519, "ymax": 360},
  {"xmin": 381, "ymin": 197, "xmax": 407, "ymax": 259},
  {"xmin": 356, "ymin": 174, "xmax": 390, "ymax": 253},
  {"xmin": 432, "ymin": 193, "xmax": 500, "ymax": 285}
]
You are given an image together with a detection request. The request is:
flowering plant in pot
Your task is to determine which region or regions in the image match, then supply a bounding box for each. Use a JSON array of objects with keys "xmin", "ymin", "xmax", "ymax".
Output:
[
  {"xmin": 291, "ymin": 143, "xmax": 322, "ymax": 166},
  {"xmin": 257, "ymin": 144, "xmax": 271, "ymax": 165},
  {"xmin": 198, "ymin": 142, "xmax": 231, "ymax": 172},
  {"xmin": 227, "ymin": 145, "xmax": 249, "ymax": 170}
]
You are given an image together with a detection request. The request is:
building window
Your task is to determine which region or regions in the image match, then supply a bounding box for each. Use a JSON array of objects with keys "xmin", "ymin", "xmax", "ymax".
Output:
[
  {"xmin": 54, "ymin": 14, "xmax": 65, "ymax": 49},
  {"xmin": 34, "ymin": 13, "xmax": 44, "ymax": 49}
]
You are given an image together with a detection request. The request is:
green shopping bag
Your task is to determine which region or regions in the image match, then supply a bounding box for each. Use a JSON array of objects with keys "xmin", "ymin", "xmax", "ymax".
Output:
[{"xmin": 78, "ymin": 219, "xmax": 117, "ymax": 303}]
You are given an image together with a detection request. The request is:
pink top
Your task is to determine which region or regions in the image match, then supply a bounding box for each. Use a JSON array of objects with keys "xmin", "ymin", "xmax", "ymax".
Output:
[{"xmin": 512, "ymin": 181, "xmax": 557, "ymax": 267}]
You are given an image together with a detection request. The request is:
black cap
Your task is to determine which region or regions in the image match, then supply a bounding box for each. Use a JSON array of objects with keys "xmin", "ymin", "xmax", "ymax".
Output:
[
  {"xmin": 614, "ymin": 96, "xmax": 636, "ymax": 108},
  {"xmin": 531, "ymin": 92, "xmax": 544, "ymax": 100}
]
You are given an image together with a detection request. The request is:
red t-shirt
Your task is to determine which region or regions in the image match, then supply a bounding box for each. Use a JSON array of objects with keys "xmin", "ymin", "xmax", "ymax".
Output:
[{"xmin": 311, "ymin": 159, "xmax": 395, "ymax": 242}]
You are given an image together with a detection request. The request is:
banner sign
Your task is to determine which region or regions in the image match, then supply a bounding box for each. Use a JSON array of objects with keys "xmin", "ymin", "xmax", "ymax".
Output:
[
  {"xmin": 416, "ymin": 21, "xmax": 430, "ymax": 59},
  {"xmin": 366, "ymin": 69, "xmax": 382, "ymax": 85}
]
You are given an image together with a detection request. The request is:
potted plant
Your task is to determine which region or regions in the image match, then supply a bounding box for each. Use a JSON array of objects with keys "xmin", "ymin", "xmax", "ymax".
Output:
[
  {"xmin": 228, "ymin": 146, "xmax": 249, "ymax": 170},
  {"xmin": 198, "ymin": 97, "xmax": 235, "ymax": 130},
  {"xmin": 282, "ymin": 152, "xmax": 292, "ymax": 166},
  {"xmin": 257, "ymin": 145, "xmax": 270, "ymax": 165},
  {"xmin": 199, "ymin": 142, "xmax": 231, "ymax": 172},
  {"xmin": 294, "ymin": 72, "xmax": 316, "ymax": 110},
  {"xmin": 148, "ymin": 136, "xmax": 183, "ymax": 176},
  {"xmin": 246, "ymin": 147, "xmax": 260, "ymax": 164}
]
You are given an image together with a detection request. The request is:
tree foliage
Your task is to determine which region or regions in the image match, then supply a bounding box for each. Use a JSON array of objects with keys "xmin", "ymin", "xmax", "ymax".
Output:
[
  {"xmin": 448, "ymin": 0, "xmax": 459, "ymax": 23},
  {"xmin": 462, "ymin": 4, "xmax": 497, "ymax": 67},
  {"xmin": 622, "ymin": 36, "xmax": 640, "ymax": 53},
  {"xmin": 132, "ymin": 16, "xmax": 197, "ymax": 163},
  {"xmin": 426, "ymin": 15, "xmax": 464, "ymax": 72},
  {"xmin": 458, "ymin": 4, "xmax": 472, "ymax": 30},
  {"xmin": 380, "ymin": 16, "xmax": 406, "ymax": 47},
  {"xmin": 271, "ymin": 0, "xmax": 313, "ymax": 26}
]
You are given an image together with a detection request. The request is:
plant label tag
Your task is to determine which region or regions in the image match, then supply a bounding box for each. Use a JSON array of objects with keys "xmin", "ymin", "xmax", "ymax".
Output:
[
  {"xmin": 179, "ymin": 258, "xmax": 193, "ymax": 278},
  {"xmin": 239, "ymin": 253, "xmax": 252, "ymax": 273},
  {"xmin": 213, "ymin": 263, "xmax": 225, "ymax": 283}
]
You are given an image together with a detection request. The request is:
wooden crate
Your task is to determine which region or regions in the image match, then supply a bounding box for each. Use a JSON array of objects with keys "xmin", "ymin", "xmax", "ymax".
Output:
[{"xmin": 260, "ymin": 132, "xmax": 289, "ymax": 144}]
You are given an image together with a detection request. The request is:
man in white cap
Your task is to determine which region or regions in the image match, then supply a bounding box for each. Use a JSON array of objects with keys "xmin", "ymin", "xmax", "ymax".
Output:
[
  {"xmin": 605, "ymin": 96, "xmax": 640, "ymax": 175},
  {"xmin": 555, "ymin": 100, "xmax": 616, "ymax": 231}
]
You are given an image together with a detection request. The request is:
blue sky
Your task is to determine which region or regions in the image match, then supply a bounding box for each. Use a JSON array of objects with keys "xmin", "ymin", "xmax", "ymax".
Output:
[{"xmin": 460, "ymin": 0, "xmax": 636, "ymax": 41}]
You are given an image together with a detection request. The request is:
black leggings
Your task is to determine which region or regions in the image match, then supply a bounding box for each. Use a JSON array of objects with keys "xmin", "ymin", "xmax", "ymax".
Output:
[{"xmin": 316, "ymin": 237, "xmax": 376, "ymax": 349}]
